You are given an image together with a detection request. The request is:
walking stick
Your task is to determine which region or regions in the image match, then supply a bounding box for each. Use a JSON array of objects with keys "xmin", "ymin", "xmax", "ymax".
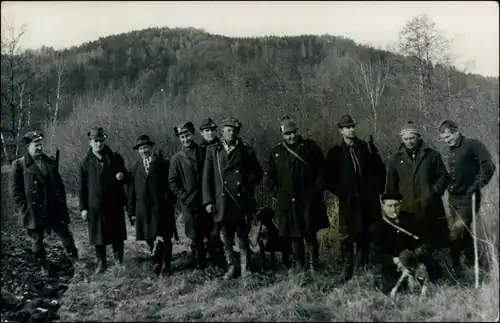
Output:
[{"xmin": 472, "ymin": 192, "xmax": 479, "ymax": 289}]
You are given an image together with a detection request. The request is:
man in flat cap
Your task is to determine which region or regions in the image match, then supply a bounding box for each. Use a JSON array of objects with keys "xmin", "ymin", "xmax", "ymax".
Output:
[
  {"xmin": 386, "ymin": 121, "xmax": 448, "ymax": 280},
  {"xmin": 438, "ymin": 120, "xmax": 496, "ymax": 275},
  {"xmin": 79, "ymin": 127, "xmax": 129, "ymax": 274},
  {"xmin": 128, "ymin": 135, "xmax": 177, "ymax": 276},
  {"xmin": 198, "ymin": 118, "xmax": 225, "ymax": 267},
  {"xmin": 9, "ymin": 131, "xmax": 79, "ymax": 276},
  {"xmin": 370, "ymin": 192, "xmax": 442, "ymax": 294},
  {"xmin": 267, "ymin": 116, "xmax": 329, "ymax": 280},
  {"xmin": 169, "ymin": 121, "xmax": 213, "ymax": 270},
  {"xmin": 320, "ymin": 114, "xmax": 386, "ymax": 282},
  {"xmin": 203, "ymin": 117, "xmax": 263, "ymax": 280}
]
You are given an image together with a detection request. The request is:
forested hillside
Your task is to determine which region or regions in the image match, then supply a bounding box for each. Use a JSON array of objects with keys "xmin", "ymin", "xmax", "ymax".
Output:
[{"xmin": 1, "ymin": 16, "xmax": 498, "ymax": 195}]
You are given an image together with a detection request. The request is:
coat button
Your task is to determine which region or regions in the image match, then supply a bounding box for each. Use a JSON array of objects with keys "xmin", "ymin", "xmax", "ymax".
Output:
[
  {"xmin": 32, "ymin": 202, "xmax": 36, "ymax": 204},
  {"xmin": 222, "ymin": 193, "xmax": 225, "ymax": 197},
  {"xmin": 224, "ymin": 181, "xmax": 228, "ymax": 184},
  {"xmin": 34, "ymin": 181, "xmax": 37, "ymax": 184},
  {"xmin": 237, "ymin": 193, "xmax": 240, "ymax": 197},
  {"xmin": 292, "ymin": 198, "xmax": 295, "ymax": 202},
  {"xmin": 237, "ymin": 181, "xmax": 240, "ymax": 185},
  {"xmin": 235, "ymin": 170, "xmax": 239, "ymax": 174}
]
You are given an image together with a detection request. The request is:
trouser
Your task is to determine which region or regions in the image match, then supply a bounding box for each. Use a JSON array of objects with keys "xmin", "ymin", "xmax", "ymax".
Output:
[
  {"xmin": 339, "ymin": 230, "xmax": 371, "ymax": 276},
  {"xmin": 189, "ymin": 212, "xmax": 224, "ymax": 268},
  {"xmin": 290, "ymin": 236, "xmax": 319, "ymax": 271},
  {"xmin": 220, "ymin": 219, "xmax": 250, "ymax": 269},
  {"xmin": 95, "ymin": 241, "xmax": 124, "ymax": 266},
  {"xmin": 146, "ymin": 236, "xmax": 172, "ymax": 268},
  {"xmin": 27, "ymin": 223, "xmax": 78, "ymax": 267},
  {"xmin": 448, "ymin": 193, "xmax": 487, "ymax": 270}
]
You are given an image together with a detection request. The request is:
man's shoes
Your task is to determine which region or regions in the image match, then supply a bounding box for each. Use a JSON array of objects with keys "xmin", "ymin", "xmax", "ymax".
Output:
[{"xmin": 95, "ymin": 261, "xmax": 106, "ymax": 274}]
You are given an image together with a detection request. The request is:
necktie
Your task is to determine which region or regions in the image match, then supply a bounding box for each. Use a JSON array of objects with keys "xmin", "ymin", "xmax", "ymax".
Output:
[
  {"xmin": 349, "ymin": 146, "xmax": 361, "ymax": 175},
  {"xmin": 143, "ymin": 157, "xmax": 152, "ymax": 174}
]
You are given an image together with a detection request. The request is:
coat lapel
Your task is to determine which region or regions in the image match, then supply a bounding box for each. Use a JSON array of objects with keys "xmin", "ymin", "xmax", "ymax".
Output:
[
  {"xmin": 145, "ymin": 154, "xmax": 160, "ymax": 180},
  {"xmin": 24, "ymin": 153, "xmax": 46, "ymax": 185},
  {"xmin": 224, "ymin": 142, "xmax": 243, "ymax": 170}
]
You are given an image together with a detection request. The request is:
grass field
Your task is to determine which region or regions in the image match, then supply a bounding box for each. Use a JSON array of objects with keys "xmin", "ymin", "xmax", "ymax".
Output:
[{"xmin": 53, "ymin": 192, "xmax": 499, "ymax": 322}]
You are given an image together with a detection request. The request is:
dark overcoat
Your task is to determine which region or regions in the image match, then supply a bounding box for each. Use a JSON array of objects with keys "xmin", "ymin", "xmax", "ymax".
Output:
[
  {"xmin": 267, "ymin": 137, "xmax": 329, "ymax": 238},
  {"xmin": 202, "ymin": 140, "xmax": 263, "ymax": 224},
  {"xmin": 128, "ymin": 152, "xmax": 176, "ymax": 241},
  {"xmin": 386, "ymin": 141, "xmax": 449, "ymax": 237},
  {"xmin": 79, "ymin": 146, "xmax": 128, "ymax": 245},
  {"xmin": 10, "ymin": 153, "xmax": 70, "ymax": 230},
  {"xmin": 321, "ymin": 138, "xmax": 386, "ymax": 234},
  {"xmin": 168, "ymin": 143, "xmax": 206, "ymax": 240}
]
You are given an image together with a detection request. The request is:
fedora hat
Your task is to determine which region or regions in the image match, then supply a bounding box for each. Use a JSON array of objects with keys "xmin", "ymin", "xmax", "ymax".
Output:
[
  {"xmin": 174, "ymin": 121, "xmax": 195, "ymax": 137},
  {"xmin": 133, "ymin": 134, "xmax": 155, "ymax": 150},
  {"xmin": 199, "ymin": 118, "xmax": 218, "ymax": 130},
  {"xmin": 88, "ymin": 127, "xmax": 107, "ymax": 140},
  {"xmin": 337, "ymin": 115, "xmax": 357, "ymax": 128},
  {"xmin": 220, "ymin": 117, "xmax": 241, "ymax": 130}
]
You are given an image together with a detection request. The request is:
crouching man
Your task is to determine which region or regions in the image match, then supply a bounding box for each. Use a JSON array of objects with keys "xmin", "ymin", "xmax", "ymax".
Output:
[
  {"xmin": 202, "ymin": 117, "xmax": 263, "ymax": 280},
  {"xmin": 10, "ymin": 131, "xmax": 79, "ymax": 276},
  {"xmin": 369, "ymin": 192, "xmax": 443, "ymax": 295},
  {"xmin": 128, "ymin": 135, "xmax": 177, "ymax": 276}
]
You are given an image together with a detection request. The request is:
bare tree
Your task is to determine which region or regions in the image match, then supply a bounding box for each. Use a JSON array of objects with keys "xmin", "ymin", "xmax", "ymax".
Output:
[
  {"xmin": 396, "ymin": 14, "xmax": 453, "ymax": 118},
  {"xmin": 347, "ymin": 56, "xmax": 390, "ymax": 136},
  {"xmin": 50, "ymin": 51, "xmax": 68, "ymax": 145}
]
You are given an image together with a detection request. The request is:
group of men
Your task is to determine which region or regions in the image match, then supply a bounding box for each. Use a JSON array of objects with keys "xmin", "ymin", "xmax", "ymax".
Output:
[{"xmin": 9, "ymin": 114, "xmax": 496, "ymax": 295}]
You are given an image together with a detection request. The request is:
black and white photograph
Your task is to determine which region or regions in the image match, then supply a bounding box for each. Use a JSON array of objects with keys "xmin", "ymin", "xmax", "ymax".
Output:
[{"xmin": 1, "ymin": 1, "xmax": 498, "ymax": 322}]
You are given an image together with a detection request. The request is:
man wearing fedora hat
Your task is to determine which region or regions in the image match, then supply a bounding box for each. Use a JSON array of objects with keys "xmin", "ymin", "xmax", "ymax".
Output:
[
  {"xmin": 10, "ymin": 131, "xmax": 79, "ymax": 276},
  {"xmin": 386, "ymin": 120, "xmax": 449, "ymax": 277},
  {"xmin": 198, "ymin": 117, "xmax": 225, "ymax": 267},
  {"xmin": 370, "ymin": 192, "xmax": 443, "ymax": 294},
  {"xmin": 169, "ymin": 121, "xmax": 214, "ymax": 270},
  {"xmin": 266, "ymin": 116, "xmax": 329, "ymax": 280},
  {"xmin": 203, "ymin": 117, "xmax": 263, "ymax": 280},
  {"xmin": 79, "ymin": 127, "xmax": 129, "ymax": 274},
  {"xmin": 128, "ymin": 135, "xmax": 177, "ymax": 276},
  {"xmin": 320, "ymin": 114, "xmax": 386, "ymax": 282}
]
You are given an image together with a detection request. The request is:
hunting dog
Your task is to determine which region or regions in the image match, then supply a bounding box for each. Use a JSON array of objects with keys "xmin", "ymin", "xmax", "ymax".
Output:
[
  {"xmin": 255, "ymin": 208, "xmax": 293, "ymax": 273},
  {"xmin": 390, "ymin": 249, "xmax": 429, "ymax": 300}
]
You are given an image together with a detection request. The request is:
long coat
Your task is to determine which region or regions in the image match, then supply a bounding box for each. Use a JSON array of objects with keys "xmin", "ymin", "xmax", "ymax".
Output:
[
  {"xmin": 321, "ymin": 138, "xmax": 386, "ymax": 234},
  {"xmin": 202, "ymin": 140, "xmax": 263, "ymax": 224},
  {"xmin": 168, "ymin": 143, "xmax": 206, "ymax": 240},
  {"xmin": 267, "ymin": 137, "xmax": 329, "ymax": 238},
  {"xmin": 79, "ymin": 146, "xmax": 128, "ymax": 245},
  {"xmin": 10, "ymin": 153, "xmax": 70, "ymax": 230},
  {"xmin": 386, "ymin": 141, "xmax": 449, "ymax": 238},
  {"xmin": 128, "ymin": 152, "xmax": 176, "ymax": 241}
]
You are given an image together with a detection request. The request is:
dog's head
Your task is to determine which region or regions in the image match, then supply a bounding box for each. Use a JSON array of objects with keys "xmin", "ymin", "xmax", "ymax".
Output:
[
  {"xmin": 398, "ymin": 249, "xmax": 418, "ymax": 273},
  {"xmin": 256, "ymin": 207, "xmax": 275, "ymax": 226}
]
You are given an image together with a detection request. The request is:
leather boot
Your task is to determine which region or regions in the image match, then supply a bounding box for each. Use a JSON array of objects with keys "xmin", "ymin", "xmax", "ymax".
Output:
[
  {"xmin": 38, "ymin": 249, "xmax": 50, "ymax": 277},
  {"xmin": 189, "ymin": 243, "xmax": 198, "ymax": 268},
  {"xmin": 240, "ymin": 250, "xmax": 250, "ymax": 279},
  {"xmin": 95, "ymin": 246, "xmax": 107, "ymax": 274},
  {"xmin": 340, "ymin": 241, "xmax": 354, "ymax": 282},
  {"xmin": 197, "ymin": 242, "xmax": 207, "ymax": 270},
  {"xmin": 308, "ymin": 242, "xmax": 319, "ymax": 278},
  {"xmin": 223, "ymin": 249, "xmax": 237, "ymax": 280},
  {"xmin": 161, "ymin": 241, "xmax": 173, "ymax": 277}
]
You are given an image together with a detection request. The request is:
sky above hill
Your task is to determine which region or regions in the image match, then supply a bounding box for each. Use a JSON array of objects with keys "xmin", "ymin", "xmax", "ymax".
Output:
[{"xmin": 1, "ymin": 1, "xmax": 498, "ymax": 77}]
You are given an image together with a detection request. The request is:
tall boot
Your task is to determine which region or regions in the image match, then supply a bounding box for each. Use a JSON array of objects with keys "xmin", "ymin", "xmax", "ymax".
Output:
[
  {"xmin": 291, "ymin": 238, "xmax": 306, "ymax": 272},
  {"xmin": 307, "ymin": 240, "xmax": 319, "ymax": 278},
  {"xmin": 161, "ymin": 239, "xmax": 173, "ymax": 277},
  {"xmin": 223, "ymin": 248, "xmax": 237, "ymax": 280},
  {"xmin": 340, "ymin": 241, "xmax": 354, "ymax": 282},
  {"xmin": 95, "ymin": 246, "xmax": 107, "ymax": 274},
  {"xmin": 240, "ymin": 249, "xmax": 250, "ymax": 279},
  {"xmin": 113, "ymin": 242, "xmax": 124, "ymax": 267},
  {"xmin": 189, "ymin": 243, "xmax": 198, "ymax": 268},
  {"xmin": 196, "ymin": 241, "xmax": 207, "ymax": 270},
  {"xmin": 38, "ymin": 248, "xmax": 50, "ymax": 277}
]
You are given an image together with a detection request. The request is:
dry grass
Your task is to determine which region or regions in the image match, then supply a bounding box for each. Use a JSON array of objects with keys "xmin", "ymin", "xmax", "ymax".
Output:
[{"xmin": 56, "ymin": 188, "xmax": 499, "ymax": 322}]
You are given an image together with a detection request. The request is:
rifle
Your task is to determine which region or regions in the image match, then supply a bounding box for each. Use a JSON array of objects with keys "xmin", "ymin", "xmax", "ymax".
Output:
[{"xmin": 159, "ymin": 149, "xmax": 179, "ymax": 241}]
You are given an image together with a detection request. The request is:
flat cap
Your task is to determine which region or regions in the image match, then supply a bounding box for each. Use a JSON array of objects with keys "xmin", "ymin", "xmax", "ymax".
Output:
[
  {"xmin": 381, "ymin": 192, "xmax": 403, "ymax": 201},
  {"xmin": 220, "ymin": 117, "xmax": 241, "ymax": 129},
  {"xmin": 174, "ymin": 121, "xmax": 195, "ymax": 137},
  {"xmin": 88, "ymin": 127, "xmax": 107, "ymax": 140},
  {"xmin": 23, "ymin": 131, "xmax": 44, "ymax": 145},
  {"xmin": 199, "ymin": 118, "xmax": 218, "ymax": 130},
  {"xmin": 337, "ymin": 115, "xmax": 357, "ymax": 128}
]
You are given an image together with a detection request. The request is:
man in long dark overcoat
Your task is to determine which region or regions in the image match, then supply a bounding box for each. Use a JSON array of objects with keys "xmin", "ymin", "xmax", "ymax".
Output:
[
  {"xmin": 386, "ymin": 121, "xmax": 449, "ymax": 252},
  {"xmin": 203, "ymin": 117, "xmax": 263, "ymax": 280},
  {"xmin": 10, "ymin": 131, "xmax": 79, "ymax": 276},
  {"xmin": 320, "ymin": 115, "xmax": 387, "ymax": 282},
  {"xmin": 79, "ymin": 127, "xmax": 128, "ymax": 274},
  {"xmin": 198, "ymin": 118, "xmax": 224, "ymax": 267},
  {"xmin": 127, "ymin": 135, "xmax": 177, "ymax": 276},
  {"xmin": 267, "ymin": 116, "xmax": 329, "ymax": 278},
  {"xmin": 438, "ymin": 120, "xmax": 496, "ymax": 274},
  {"xmin": 169, "ymin": 121, "xmax": 213, "ymax": 269}
]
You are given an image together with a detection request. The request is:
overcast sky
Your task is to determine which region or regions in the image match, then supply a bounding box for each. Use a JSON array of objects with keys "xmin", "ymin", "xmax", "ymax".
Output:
[{"xmin": 1, "ymin": 1, "xmax": 498, "ymax": 77}]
